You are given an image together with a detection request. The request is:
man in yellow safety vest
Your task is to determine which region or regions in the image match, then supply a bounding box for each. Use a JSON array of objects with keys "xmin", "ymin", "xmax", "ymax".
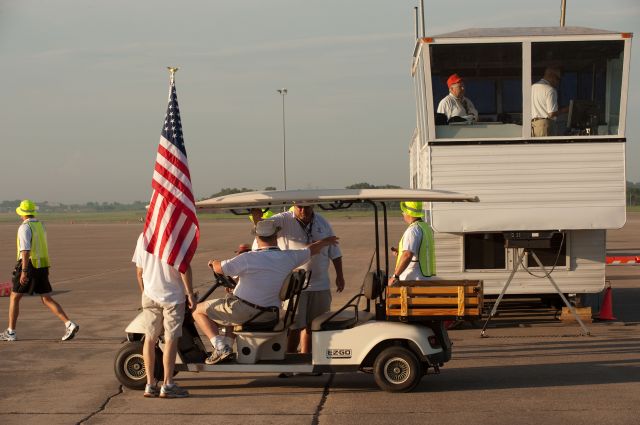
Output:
[
  {"xmin": 388, "ymin": 201, "xmax": 436, "ymax": 286},
  {"xmin": 1, "ymin": 200, "xmax": 79, "ymax": 342}
]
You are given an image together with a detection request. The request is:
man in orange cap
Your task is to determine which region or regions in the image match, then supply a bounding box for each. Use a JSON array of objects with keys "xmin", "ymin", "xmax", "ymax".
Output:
[{"xmin": 437, "ymin": 73, "xmax": 479, "ymax": 123}]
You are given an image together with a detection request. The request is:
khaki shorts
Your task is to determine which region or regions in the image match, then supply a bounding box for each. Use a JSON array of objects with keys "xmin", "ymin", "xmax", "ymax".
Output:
[
  {"xmin": 531, "ymin": 118, "xmax": 555, "ymax": 137},
  {"xmin": 141, "ymin": 293, "xmax": 185, "ymax": 341},
  {"xmin": 293, "ymin": 290, "xmax": 331, "ymax": 330},
  {"xmin": 199, "ymin": 295, "xmax": 277, "ymax": 326}
]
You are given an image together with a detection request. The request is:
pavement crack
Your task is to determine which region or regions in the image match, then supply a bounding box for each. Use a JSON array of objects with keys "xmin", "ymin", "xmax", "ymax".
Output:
[
  {"xmin": 311, "ymin": 373, "xmax": 334, "ymax": 425},
  {"xmin": 76, "ymin": 384, "xmax": 123, "ymax": 425}
]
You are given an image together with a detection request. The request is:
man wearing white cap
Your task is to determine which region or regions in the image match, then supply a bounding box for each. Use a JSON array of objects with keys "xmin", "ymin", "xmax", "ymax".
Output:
[
  {"xmin": 1, "ymin": 200, "xmax": 79, "ymax": 342},
  {"xmin": 193, "ymin": 219, "xmax": 338, "ymax": 365}
]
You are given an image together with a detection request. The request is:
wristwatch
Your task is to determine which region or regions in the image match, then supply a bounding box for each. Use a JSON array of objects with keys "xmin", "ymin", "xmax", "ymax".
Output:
[{"xmin": 392, "ymin": 274, "xmax": 400, "ymax": 279}]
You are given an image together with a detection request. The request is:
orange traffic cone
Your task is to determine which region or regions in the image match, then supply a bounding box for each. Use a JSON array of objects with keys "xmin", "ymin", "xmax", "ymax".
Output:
[{"xmin": 595, "ymin": 285, "xmax": 617, "ymax": 321}]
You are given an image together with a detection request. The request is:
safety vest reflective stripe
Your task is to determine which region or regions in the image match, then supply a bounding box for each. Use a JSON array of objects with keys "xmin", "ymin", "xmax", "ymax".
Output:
[
  {"xmin": 396, "ymin": 220, "xmax": 436, "ymax": 277},
  {"xmin": 16, "ymin": 221, "xmax": 50, "ymax": 268}
]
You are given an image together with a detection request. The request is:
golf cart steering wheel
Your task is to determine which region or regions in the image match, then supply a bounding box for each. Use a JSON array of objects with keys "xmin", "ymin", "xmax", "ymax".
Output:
[{"xmin": 212, "ymin": 271, "xmax": 237, "ymax": 290}]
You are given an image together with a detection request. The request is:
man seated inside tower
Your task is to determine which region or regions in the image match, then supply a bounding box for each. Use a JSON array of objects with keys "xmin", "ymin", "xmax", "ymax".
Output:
[{"xmin": 437, "ymin": 73, "xmax": 479, "ymax": 123}]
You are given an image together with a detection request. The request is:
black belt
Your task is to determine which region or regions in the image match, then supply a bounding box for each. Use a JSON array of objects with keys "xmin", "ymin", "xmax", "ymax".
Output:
[
  {"xmin": 531, "ymin": 117, "xmax": 551, "ymax": 122},
  {"xmin": 236, "ymin": 297, "xmax": 278, "ymax": 312}
]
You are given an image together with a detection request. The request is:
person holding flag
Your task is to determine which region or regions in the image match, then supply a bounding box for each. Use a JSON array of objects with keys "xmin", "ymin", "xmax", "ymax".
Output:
[{"xmin": 132, "ymin": 67, "xmax": 198, "ymax": 399}]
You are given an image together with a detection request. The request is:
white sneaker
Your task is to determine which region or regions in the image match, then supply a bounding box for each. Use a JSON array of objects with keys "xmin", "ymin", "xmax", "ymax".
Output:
[
  {"xmin": 62, "ymin": 322, "xmax": 79, "ymax": 341},
  {"xmin": 205, "ymin": 345, "xmax": 233, "ymax": 364},
  {"xmin": 0, "ymin": 329, "xmax": 16, "ymax": 341}
]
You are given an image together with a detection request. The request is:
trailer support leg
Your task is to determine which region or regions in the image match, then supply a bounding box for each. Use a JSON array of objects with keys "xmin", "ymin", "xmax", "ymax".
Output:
[
  {"xmin": 480, "ymin": 248, "xmax": 591, "ymax": 337},
  {"xmin": 480, "ymin": 249, "xmax": 525, "ymax": 337},
  {"xmin": 529, "ymin": 251, "xmax": 590, "ymax": 336}
]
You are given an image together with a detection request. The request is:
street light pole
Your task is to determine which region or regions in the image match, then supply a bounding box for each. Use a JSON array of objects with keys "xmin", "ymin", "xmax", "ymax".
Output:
[{"xmin": 277, "ymin": 88, "xmax": 288, "ymax": 190}]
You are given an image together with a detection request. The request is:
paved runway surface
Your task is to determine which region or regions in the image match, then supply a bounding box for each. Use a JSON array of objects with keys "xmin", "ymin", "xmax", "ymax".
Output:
[{"xmin": 0, "ymin": 214, "xmax": 639, "ymax": 424}]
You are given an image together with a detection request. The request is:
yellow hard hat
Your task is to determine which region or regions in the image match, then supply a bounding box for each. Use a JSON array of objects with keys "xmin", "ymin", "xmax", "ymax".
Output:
[
  {"xmin": 16, "ymin": 199, "xmax": 38, "ymax": 217},
  {"xmin": 249, "ymin": 209, "xmax": 274, "ymax": 223},
  {"xmin": 400, "ymin": 201, "xmax": 423, "ymax": 218}
]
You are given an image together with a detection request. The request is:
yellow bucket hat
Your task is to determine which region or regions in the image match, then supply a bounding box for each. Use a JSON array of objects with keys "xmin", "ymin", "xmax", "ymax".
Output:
[{"xmin": 16, "ymin": 199, "xmax": 38, "ymax": 216}]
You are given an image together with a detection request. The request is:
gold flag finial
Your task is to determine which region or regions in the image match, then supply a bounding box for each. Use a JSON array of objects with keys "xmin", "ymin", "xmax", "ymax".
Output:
[{"xmin": 167, "ymin": 66, "xmax": 179, "ymax": 83}]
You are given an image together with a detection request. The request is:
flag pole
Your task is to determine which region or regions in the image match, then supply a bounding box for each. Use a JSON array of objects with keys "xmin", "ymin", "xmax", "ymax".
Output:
[{"xmin": 167, "ymin": 66, "xmax": 179, "ymax": 84}]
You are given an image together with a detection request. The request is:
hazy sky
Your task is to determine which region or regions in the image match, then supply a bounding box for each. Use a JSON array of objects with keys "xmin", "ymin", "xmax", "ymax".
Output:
[{"xmin": 1, "ymin": 0, "xmax": 638, "ymax": 203}]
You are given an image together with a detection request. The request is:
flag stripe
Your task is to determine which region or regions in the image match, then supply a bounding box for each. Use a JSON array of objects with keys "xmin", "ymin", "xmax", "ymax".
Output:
[
  {"xmin": 151, "ymin": 180, "xmax": 198, "ymax": 223},
  {"xmin": 178, "ymin": 229, "xmax": 199, "ymax": 273},
  {"xmin": 154, "ymin": 162, "xmax": 195, "ymax": 204},
  {"xmin": 158, "ymin": 138, "xmax": 191, "ymax": 180},
  {"xmin": 144, "ymin": 191, "xmax": 159, "ymax": 233},
  {"xmin": 148, "ymin": 195, "xmax": 172, "ymax": 255},
  {"xmin": 167, "ymin": 215, "xmax": 192, "ymax": 265},
  {"xmin": 159, "ymin": 210, "xmax": 186, "ymax": 262}
]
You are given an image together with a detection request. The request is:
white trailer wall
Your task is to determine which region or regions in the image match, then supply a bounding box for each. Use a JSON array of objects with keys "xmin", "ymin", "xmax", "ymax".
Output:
[{"xmin": 433, "ymin": 230, "xmax": 606, "ymax": 295}]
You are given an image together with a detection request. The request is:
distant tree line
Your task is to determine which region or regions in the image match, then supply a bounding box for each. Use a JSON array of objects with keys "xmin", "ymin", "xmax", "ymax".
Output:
[
  {"xmin": 4, "ymin": 181, "xmax": 636, "ymax": 213},
  {"xmin": 0, "ymin": 200, "xmax": 148, "ymax": 214}
]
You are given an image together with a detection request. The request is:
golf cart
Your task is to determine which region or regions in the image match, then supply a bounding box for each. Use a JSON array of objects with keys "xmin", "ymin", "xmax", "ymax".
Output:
[{"xmin": 114, "ymin": 188, "xmax": 479, "ymax": 392}]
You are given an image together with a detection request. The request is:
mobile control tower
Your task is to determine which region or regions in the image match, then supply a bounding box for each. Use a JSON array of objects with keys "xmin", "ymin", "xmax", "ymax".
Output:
[{"xmin": 409, "ymin": 27, "xmax": 632, "ymax": 296}]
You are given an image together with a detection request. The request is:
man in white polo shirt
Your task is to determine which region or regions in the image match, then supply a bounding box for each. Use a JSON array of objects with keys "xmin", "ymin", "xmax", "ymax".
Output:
[
  {"xmin": 251, "ymin": 205, "xmax": 345, "ymax": 356},
  {"xmin": 193, "ymin": 219, "xmax": 338, "ymax": 365},
  {"xmin": 531, "ymin": 67, "xmax": 567, "ymax": 137}
]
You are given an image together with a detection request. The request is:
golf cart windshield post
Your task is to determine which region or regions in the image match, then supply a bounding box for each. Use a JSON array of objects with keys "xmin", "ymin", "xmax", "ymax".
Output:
[
  {"xmin": 364, "ymin": 199, "xmax": 381, "ymax": 274},
  {"xmin": 364, "ymin": 200, "xmax": 381, "ymax": 313},
  {"xmin": 380, "ymin": 201, "xmax": 390, "ymax": 280}
]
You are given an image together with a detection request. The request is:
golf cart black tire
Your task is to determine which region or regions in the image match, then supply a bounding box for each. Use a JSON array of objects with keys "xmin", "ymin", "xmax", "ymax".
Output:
[
  {"xmin": 373, "ymin": 346, "xmax": 423, "ymax": 392},
  {"xmin": 114, "ymin": 342, "xmax": 165, "ymax": 390},
  {"xmin": 114, "ymin": 341, "xmax": 147, "ymax": 390}
]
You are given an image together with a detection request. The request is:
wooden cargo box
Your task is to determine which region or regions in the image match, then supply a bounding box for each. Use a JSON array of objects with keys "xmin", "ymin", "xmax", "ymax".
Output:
[{"xmin": 386, "ymin": 280, "xmax": 483, "ymax": 320}]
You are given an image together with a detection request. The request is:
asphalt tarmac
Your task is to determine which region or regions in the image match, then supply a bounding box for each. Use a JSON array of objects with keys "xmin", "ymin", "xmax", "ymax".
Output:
[{"xmin": 0, "ymin": 214, "xmax": 639, "ymax": 424}]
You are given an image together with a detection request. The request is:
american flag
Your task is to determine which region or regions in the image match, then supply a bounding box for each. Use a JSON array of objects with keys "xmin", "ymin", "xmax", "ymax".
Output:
[{"xmin": 142, "ymin": 74, "xmax": 199, "ymax": 273}]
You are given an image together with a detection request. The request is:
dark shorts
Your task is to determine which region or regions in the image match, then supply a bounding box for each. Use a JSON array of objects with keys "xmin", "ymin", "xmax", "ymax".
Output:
[{"xmin": 12, "ymin": 266, "xmax": 53, "ymax": 295}]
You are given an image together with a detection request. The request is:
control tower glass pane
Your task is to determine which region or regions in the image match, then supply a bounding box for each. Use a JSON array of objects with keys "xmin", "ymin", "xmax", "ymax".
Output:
[
  {"xmin": 531, "ymin": 40, "xmax": 624, "ymax": 137},
  {"xmin": 430, "ymin": 43, "xmax": 522, "ymax": 139}
]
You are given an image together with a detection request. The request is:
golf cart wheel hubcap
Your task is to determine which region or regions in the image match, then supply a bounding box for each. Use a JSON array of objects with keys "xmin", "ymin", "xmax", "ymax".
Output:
[
  {"xmin": 124, "ymin": 353, "xmax": 146, "ymax": 380},
  {"xmin": 383, "ymin": 357, "xmax": 411, "ymax": 384}
]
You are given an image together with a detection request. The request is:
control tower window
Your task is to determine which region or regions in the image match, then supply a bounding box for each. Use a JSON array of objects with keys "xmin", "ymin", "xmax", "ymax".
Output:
[
  {"xmin": 531, "ymin": 40, "xmax": 624, "ymax": 137},
  {"xmin": 430, "ymin": 42, "xmax": 522, "ymax": 139}
]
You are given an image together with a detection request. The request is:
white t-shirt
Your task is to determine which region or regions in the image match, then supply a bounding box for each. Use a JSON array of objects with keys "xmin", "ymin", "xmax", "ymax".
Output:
[
  {"xmin": 399, "ymin": 224, "xmax": 428, "ymax": 281},
  {"xmin": 222, "ymin": 248, "xmax": 310, "ymax": 308},
  {"xmin": 437, "ymin": 93, "xmax": 479, "ymax": 121},
  {"xmin": 17, "ymin": 219, "xmax": 38, "ymax": 252},
  {"xmin": 531, "ymin": 79, "xmax": 558, "ymax": 120},
  {"xmin": 269, "ymin": 211, "xmax": 341, "ymax": 291},
  {"xmin": 132, "ymin": 233, "xmax": 185, "ymax": 305}
]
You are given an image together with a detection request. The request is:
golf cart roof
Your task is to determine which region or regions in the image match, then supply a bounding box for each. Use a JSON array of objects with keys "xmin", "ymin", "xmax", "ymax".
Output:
[{"xmin": 196, "ymin": 189, "xmax": 479, "ymax": 210}]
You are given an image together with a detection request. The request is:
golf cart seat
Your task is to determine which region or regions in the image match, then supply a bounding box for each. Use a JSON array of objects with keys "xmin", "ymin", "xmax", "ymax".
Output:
[
  {"xmin": 311, "ymin": 271, "xmax": 380, "ymax": 332},
  {"xmin": 234, "ymin": 269, "xmax": 308, "ymax": 364},
  {"xmin": 236, "ymin": 269, "xmax": 308, "ymax": 332}
]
